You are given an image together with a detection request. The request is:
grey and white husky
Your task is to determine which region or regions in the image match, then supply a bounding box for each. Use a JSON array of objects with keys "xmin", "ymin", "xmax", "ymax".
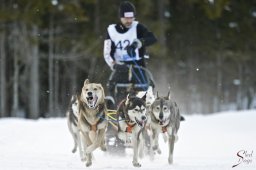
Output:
[
  {"xmin": 149, "ymin": 91, "xmax": 180, "ymax": 164},
  {"xmin": 67, "ymin": 94, "xmax": 84, "ymax": 159},
  {"xmin": 117, "ymin": 93, "xmax": 147, "ymax": 167}
]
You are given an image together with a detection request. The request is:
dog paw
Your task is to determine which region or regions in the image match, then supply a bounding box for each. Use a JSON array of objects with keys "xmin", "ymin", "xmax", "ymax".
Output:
[
  {"xmin": 133, "ymin": 162, "xmax": 141, "ymax": 167},
  {"xmin": 100, "ymin": 145, "xmax": 107, "ymax": 152},
  {"xmin": 86, "ymin": 161, "xmax": 92, "ymax": 167},
  {"xmin": 127, "ymin": 137, "xmax": 132, "ymax": 143},
  {"xmin": 72, "ymin": 148, "xmax": 77, "ymax": 153},
  {"xmin": 168, "ymin": 156, "xmax": 173, "ymax": 164},
  {"xmin": 152, "ymin": 145, "xmax": 161, "ymax": 154},
  {"xmin": 157, "ymin": 148, "xmax": 162, "ymax": 154}
]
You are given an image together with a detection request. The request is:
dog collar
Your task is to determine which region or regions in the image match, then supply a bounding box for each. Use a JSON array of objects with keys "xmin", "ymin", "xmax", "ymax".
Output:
[
  {"xmin": 162, "ymin": 126, "xmax": 167, "ymax": 133},
  {"xmin": 80, "ymin": 102, "xmax": 106, "ymax": 132},
  {"xmin": 95, "ymin": 103, "xmax": 107, "ymax": 124},
  {"xmin": 125, "ymin": 122, "xmax": 136, "ymax": 133}
]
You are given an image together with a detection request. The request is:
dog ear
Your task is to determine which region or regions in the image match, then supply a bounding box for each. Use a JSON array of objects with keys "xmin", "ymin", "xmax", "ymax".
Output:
[
  {"xmin": 84, "ymin": 79, "xmax": 90, "ymax": 85},
  {"xmin": 156, "ymin": 91, "xmax": 159, "ymax": 99},
  {"xmin": 99, "ymin": 84, "xmax": 105, "ymax": 103},
  {"xmin": 125, "ymin": 94, "xmax": 130, "ymax": 106},
  {"xmin": 141, "ymin": 92, "xmax": 147, "ymax": 101},
  {"xmin": 129, "ymin": 101, "xmax": 133, "ymax": 108},
  {"xmin": 165, "ymin": 90, "xmax": 171, "ymax": 100},
  {"xmin": 148, "ymin": 86, "xmax": 153, "ymax": 94}
]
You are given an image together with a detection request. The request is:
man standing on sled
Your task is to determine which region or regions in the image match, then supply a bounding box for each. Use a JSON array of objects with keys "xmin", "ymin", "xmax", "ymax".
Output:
[{"xmin": 103, "ymin": 1, "xmax": 157, "ymax": 104}]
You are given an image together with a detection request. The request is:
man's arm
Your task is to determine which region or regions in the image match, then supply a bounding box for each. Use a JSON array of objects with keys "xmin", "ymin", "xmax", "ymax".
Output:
[
  {"xmin": 103, "ymin": 32, "xmax": 116, "ymax": 70},
  {"xmin": 137, "ymin": 23, "xmax": 157, "ymax": 47},
  {"xmin": 125, "ymin": 23, "xmax": 157, "ymax": 58}
]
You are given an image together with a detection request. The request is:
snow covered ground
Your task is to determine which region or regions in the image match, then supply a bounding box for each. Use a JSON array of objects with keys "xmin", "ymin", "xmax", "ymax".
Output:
[{"xmin": 0, "ymin": 110, "xmax": 256, "ymax": 170}]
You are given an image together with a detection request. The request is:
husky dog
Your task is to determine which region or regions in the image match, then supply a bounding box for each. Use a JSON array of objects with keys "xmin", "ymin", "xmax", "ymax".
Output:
[
  {"xmin": 77, "ymin": 79, "xmax": 108, "ymax": 167},
  {"xmin": 136, "ymin": 86, "xmax": 155, "ymax": 108},
  {"xmin": 149, "ymin": 91, "xmax": 180, "ymax": 164},
  {"xmin": 67, "ymin": 94, "xmax": 82, "ymax": 156},
  {"xmin": 136, "ymin": 86, "xmax": 155, "ymax": 153},
  {"xmin": 117, "ymin": 93, "xmax": 147, "ymax": 167}
]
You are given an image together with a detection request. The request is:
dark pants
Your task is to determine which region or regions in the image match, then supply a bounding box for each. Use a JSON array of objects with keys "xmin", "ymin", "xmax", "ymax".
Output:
[{"xmin": 107, "ymin": 65, "xmax": 154, "ymax": 105}]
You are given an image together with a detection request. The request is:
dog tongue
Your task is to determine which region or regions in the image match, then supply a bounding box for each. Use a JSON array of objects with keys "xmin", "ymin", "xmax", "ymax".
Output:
[
  {"xmin": 140, "ymin": 120, "xmax": 146, "ymax": 127},
  {"xmin": 159, "ymin": 121, "xmax": 164, "ymax": 125},
  {"xmin": 93, "ymin": 96, "xmax": 98, "ymax": 107}
]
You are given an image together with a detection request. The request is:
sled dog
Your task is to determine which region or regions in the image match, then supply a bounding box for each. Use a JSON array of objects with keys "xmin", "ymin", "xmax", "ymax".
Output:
[
  {"xmin": 136, "ymin": 86, "xmax": 155, "ymax": 153},
  {"xmin": 77, "ymin": 79, "xmax": 108, "ymax": 167},
  {"xmin": 136, "ymin": 86, "xmax": 155, "ymax": 108},
  {"xmin": 67, "ymin": 94, "xmax": 84, "ymax": 157},
  {"xmin": 149, "ymin": 91, "xmax": 180, "ymax": 164},
  {"xmin": 117, "ymin": 93, "xmax": 147, "ymax": 167}
]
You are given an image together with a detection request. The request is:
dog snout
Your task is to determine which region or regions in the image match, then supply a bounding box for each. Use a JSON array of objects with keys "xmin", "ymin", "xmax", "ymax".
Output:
[
  {"xmin": 159, "ymin": 112, "xmax": 163, "ymax": 120},
  {"xmin": 87, "ymin": 91, "xmax": 93, "ymax": 96},
  {"xmin": 141, "ymin": 115, "xmax": 147, "ymax": 121}
]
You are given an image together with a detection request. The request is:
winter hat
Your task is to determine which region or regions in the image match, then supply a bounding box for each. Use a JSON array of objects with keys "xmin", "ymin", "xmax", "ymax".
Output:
[{"xmin": 119, "ymin": 1, "xmax": 136, "ymax": 18}]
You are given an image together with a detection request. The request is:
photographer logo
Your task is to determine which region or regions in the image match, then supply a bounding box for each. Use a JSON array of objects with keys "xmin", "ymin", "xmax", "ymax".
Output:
[{"xmin": 232, "ymin": 150, "xmax": 253, "ymax": 168}]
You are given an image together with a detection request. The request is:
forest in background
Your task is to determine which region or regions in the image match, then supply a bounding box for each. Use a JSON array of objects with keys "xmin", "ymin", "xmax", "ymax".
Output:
[{"xmin": 0, "ymin": 0, "xmax": 255, "ymax": 118}]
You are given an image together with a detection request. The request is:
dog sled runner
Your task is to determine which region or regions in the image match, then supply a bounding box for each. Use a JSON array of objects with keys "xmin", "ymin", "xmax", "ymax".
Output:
[{"xmin": 105, "ymin": 65, "xmax": 155, "ymax": 154}]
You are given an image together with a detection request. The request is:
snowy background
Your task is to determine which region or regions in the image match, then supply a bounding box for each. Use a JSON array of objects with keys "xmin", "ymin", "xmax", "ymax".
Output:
[{"xmin": 0, "ymin": 110, "xmax": 256, "ymax": 170}]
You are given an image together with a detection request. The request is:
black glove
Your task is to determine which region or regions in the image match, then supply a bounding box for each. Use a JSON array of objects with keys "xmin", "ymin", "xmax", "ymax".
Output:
[
  {"xmin": 113, "ymin": 64, "xmax": 128, "ymax": 72},
  {"xmin": 126, "ymin": 41, "xmax": 138, "ymax": 57}
]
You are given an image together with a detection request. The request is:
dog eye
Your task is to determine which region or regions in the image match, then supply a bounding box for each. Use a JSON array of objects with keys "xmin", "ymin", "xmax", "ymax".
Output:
[
  {"xmin": 134, "ymin": 109, "xmax": 139, "ymax": 112},
  {"xmin": 85, "ymin": 88, "xmax": 89, "ymax": 91},
  {"xmin": 156, "ymin": 106, "xmax": 160, "ymax": 110},
  {"xmin": 163, "ymin": 106, "xmax": 168, "ymax": 111},
  {"xmin": 94, "ymin": 88, "xmax": 97, "ymax": 91}
]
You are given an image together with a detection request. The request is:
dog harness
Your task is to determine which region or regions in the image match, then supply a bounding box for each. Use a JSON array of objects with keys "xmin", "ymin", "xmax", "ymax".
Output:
[
  {"xmin": 162, "ymin": 126, "xmax": 168, "ymax": 133},
  {"xmin": 117, "ymin": 99, "xmax": 136, "ymax": 133},
  {"xmin": 80, "ymin": 102, "xmax": 106, "ymax": 132},
  {"xmin": 125, "ymin": 122, "xmax": 136, "ymax": 133}
]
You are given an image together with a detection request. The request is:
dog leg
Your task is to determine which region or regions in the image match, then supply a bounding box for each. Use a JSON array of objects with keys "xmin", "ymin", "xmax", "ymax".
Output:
[
  {"xmin": 148, "ymin": 132, "xmax": 154, "ymax": 161},
  {"xmin": 144, "ymin": 126, "xmax": 154, "ymax": 160},
  {"xmin": 85, "ymin": 153, "xmax": 92, "ymax": 167},
  {"xmin": 80, "ymin": 132, "xmax": 91, "ymax": 161},
  {"xmin": 162, "ymin": 132, "xmax": 168, "ymax": 143},
  {"xmin": 67, "ymin": 120, "xmax": 78, "ymax": 153},
  {"xmin": 132, "ymin": 137, "xmax": 141, "ymax": 167},
  {"xmin": 85, "ymin": 129, "xmax": 105, "ymax": 154},
  {"xmin": 71, "ymin": 132, "xmax": 78, "ymax": 153},
  {"xmin": 77, "ymin": 131, "xmax": 85, "ymax": 162},
  {"xmin": 139, "ymin": 131, "xmax": 145, "ymax": 159},
  {"xmin": 100, "ymin": 137, "xmax": 107, "ymax": 151},
  {"xmin": 152, "ymin": 129, "xmax": 161, "ymax": 154},
  {"xmin": 168, "ymin": 134, "xmax": 175, "ymax": 164}
]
